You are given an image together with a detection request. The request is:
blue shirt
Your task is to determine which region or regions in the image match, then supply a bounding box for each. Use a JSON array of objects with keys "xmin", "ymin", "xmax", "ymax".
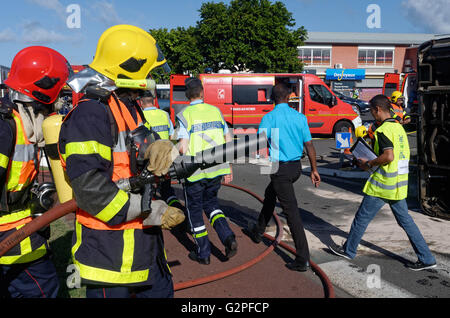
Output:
[
  {"xmin": 258, "ymin": 103, "xmax": 312, "ymax": 162},
  {"xmin": 176, "ymin": 100, "xmax": 229, "ymax": 140}
]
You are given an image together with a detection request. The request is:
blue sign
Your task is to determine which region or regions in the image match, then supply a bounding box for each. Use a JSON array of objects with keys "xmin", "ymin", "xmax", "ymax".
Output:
[
  {"xmin": 335, "ymin": 132, "xmax": 352, "ymax": 149},
  {"xmin": 326, "ymin": 69, "xmax": 366, "ymax": 81}
]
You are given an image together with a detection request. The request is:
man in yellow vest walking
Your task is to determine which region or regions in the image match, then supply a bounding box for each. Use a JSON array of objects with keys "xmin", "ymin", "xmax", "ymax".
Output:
[
  {"xmin": 176, "ymin": 77, "xmax": 236, "ymax": 265},
  {"xmin": 329, "ymin": 95, "xmax": 436, "ymax": 271},
  {"xmin": 139, "ymin": 91, "xmax": 186, "ymax": 215}
]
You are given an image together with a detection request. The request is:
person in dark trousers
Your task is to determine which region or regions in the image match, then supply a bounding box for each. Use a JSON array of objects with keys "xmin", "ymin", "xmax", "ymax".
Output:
[
  {"xmin": 246, "ymin": 82, "xmax": 321, "ymax": 272},
  {"xmin": 176, "ymin": 77, "xmax": 236, "ymax": 265},
  {"xmin": 329, "ymin": 95, "xmax": 436, "ymax": 271}
]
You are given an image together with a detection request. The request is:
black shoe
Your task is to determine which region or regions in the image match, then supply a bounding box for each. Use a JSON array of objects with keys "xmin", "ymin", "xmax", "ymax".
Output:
[
  {"xmin": 244, "ymin": 224, "xmax": 263, "ymax": 244},
  {"xmin": 285, "ymin": 261, "xmax": 310, "ymax": 272},
  {"xmin": 188, "ymin": 251, "xmax": 210, "ymax": 265},
  {"xmin": 328, "ymin": 244, "xmax": 352, "ymax": 260},
  {"xmin": 224, "ymin": 236, "xmax": 238, "ymax": 259},
  {"xmin": 405, "ymin": 261, "xmax": 437, "ymax": 271}
]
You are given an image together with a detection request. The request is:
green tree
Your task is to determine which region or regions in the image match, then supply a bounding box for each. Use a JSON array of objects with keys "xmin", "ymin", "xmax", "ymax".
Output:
[
  {"xmin": 150, "ymin": 0, "xmax": 307, "ymax": 79},
  {"xmin": 197, "ymin": 0, "xmax": 307, "ymax": 73},
  {"xmin": 150, "ymin": 27, "xmax": 204, "ymax": 83}
]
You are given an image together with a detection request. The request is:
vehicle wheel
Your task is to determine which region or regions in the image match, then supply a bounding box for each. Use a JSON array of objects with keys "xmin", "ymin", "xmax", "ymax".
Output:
[{"xmin": 333, "ymin": 121, "xmax": 353, "ymax": 134}]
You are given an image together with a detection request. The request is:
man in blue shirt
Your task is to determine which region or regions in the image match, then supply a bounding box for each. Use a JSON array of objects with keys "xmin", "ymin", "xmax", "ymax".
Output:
[{"xmin": 247, "ymin": 82, "xmax": 321, "ymax": 272}]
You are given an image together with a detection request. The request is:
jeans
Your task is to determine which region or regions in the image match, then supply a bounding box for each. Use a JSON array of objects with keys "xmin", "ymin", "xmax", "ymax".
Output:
[{"xmin": 344, "ymin": 195, "xmax": 436, "ymax": 265}]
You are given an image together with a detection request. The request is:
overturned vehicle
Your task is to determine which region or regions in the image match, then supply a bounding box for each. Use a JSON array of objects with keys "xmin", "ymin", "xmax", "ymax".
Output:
[{"xmin": 416, "ymin": 37, "xmax": 450, "ymax": 220}]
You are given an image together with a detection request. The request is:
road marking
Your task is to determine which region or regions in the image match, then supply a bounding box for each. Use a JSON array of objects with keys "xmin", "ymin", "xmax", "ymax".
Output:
[{"xmin": 319, "ymin": 260, "xmax": 417, "ymax": 298}]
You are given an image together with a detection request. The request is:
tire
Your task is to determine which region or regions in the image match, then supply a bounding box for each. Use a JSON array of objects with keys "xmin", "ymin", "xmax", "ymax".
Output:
[{"xmin": 333, "ymin": 121, "xmax": 353, "ymax": 134}]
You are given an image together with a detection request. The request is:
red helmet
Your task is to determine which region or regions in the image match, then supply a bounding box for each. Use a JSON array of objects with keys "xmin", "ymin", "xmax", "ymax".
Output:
[{"xmin": 5, "ymin": 46, "xmax": 70, "ymax": 104}]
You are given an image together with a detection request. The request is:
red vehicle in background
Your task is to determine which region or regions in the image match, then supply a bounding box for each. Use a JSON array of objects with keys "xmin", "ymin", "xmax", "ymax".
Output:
[
  {"xmin": 169, "ymin": 73, "xmax": 361, "ymax": 135},
  {"xmin": 382, "ymin": 72, "xmax": 418, "ymax": 111}
]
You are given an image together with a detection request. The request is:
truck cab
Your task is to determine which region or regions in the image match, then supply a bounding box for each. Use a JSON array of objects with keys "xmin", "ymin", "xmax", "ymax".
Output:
[
  {"xmin": 170, "ymin": 73, "xmax": 361, "ymax": 135},
  {"xmin": 416, "ymin": 37, "xmax": 450, "ymax": 220}
]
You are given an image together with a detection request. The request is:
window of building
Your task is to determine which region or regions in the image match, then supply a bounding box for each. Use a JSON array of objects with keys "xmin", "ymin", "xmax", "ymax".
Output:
[
  {"xmin": 358, "ymin": 47, "xmax": 394, "ymax": 67},
  {"xmin": 298, "ymin": 46, "xmax": 331, "ymax": 66}
]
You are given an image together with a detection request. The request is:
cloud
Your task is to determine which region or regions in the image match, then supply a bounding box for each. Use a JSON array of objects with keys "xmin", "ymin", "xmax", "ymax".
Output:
[
  {"xmin": 0, "ymin": 28, "xmax": 16, "ymax": 42},
  {"xmin": 402, "ymin": 0, "xmax": 450, "ymax": 34},
  {"xmin": 90, "ymin": 1, "xmax": 123, "ymax": 26},
  {"xmin": 22, "ymin": 21, "xmax": 67, "ymax": 43},
  {"xmin": 27, "ymin": 0, "xmax": 66, "ymax": 18}
]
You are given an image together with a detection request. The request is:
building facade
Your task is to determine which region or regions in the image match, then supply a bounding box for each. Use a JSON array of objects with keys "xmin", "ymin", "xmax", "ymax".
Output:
[{"xmin": 299, "ymin": 32, "xmax": 435, "ymax": 101}]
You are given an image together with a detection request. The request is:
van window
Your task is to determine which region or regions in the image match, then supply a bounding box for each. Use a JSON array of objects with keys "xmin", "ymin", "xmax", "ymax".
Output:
[
  {"xmin": 309, "ymin": 84, "xmax": 333, "ymax": 106},
  {"xmin": 172, "ymin": 85, "xmax": 188, "ymax": 102},
  {"xmin": 233, "ymin": 85, "xmax": 272, "ymax": 105}
]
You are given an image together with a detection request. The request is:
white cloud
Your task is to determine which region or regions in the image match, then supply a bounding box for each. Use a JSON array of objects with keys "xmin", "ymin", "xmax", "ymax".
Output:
[
  {"xmin": 27, "ymin": 0, "xmax": 66, "ymax": 18},
  {"xmin": 90, "ymin": 1, "xmax": 123, "ymax": 26},
  {"xmin": 402, "ymin": 0, "xmax": 450, "ymax": 34},
  {"xmin": 22, "ymin": 21, "xmax": 67, "ymax": 43},
  {"xmin": 0, "ymin": 28, "xmax": 16, "ymax": 42}
]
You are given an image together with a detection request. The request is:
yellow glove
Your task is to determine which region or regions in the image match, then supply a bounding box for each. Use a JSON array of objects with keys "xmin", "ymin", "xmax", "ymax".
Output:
[{"xmin": 145, "ymin": 140, "xmax": 179, "ymax": 176}]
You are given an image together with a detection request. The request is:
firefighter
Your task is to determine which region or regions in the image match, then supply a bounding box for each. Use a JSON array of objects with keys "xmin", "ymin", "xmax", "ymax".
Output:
[
  {"xmin": 390, "ymin": 91, "xmax": 411, "ymax": 125},
  {"xmin": 0, "ymin": 46, "xmax": 70, "ymax": 298},
  {"xmin": 139, "ymin": 91, "xmax": 186, "ymax": 224},
  {"xmin": 59, "ymin": 24, "xmax": 183, "ymax": 298},
  {"xmin": 176, "ymin": 77, "xmax": 237, "ymax": 265}
]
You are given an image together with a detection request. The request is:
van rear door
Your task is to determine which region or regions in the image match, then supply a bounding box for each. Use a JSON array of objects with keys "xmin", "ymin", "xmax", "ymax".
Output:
[
  {"xmin": 382, "ymin": 73, "xmax": 400, "ymax": 97},
  {"xmin": 169, "ymin": 74, "xmax": 190, "ymax": 123}
]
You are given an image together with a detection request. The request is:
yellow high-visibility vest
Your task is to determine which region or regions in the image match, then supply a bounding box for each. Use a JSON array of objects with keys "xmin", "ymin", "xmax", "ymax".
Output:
[{"xmin": 363, "ymin": 120, "xmax": 410, "ymax": 200}]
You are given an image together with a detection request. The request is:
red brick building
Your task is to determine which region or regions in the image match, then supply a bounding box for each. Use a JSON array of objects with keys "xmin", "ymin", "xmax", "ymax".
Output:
[{"xmin": 299, "ymin": 32, "xmax": 435, "ymax": 101}]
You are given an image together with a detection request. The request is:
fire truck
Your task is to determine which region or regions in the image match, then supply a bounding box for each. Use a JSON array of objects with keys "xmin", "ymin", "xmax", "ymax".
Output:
[
  {"xmin": 169, "ymin": 73, "xmax": 362, "ymax": 135},
  {"xmin": 416, "ymin": 37, "xmax": 450, "ymax": 220}
]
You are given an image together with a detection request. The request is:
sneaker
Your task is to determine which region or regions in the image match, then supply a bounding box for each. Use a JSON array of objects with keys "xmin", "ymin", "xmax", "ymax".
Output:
[
  {"xmin": 328, "ymin": 244, "xmax": 352, "ymax": 260},
  {"xmin": 224, "ymin": 236, "xmax": 238, "ymax": 259},
  {"xmin": 405, "ymin": 261, "xmax": 437, "ymax": 271},
  {"xmin": 243, "ymin": 224, "xmax": 263, "ymax": 244},
  {"xmin": 285, "ymin": 261, "xmax": 310, "ymax": 272},
  {"xmin": 188, "ymin": 251, "xmax": 210, "ymax": 265}
]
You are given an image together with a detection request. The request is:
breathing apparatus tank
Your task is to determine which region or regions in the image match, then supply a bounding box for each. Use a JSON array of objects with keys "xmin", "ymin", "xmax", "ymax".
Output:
[{"xmin": 42, "ymin": 115, "xmax": 73, "ymax": 203}]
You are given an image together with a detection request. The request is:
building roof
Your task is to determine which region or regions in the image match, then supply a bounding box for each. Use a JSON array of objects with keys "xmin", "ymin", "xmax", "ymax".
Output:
[{"xmin": 305, "ymin": 31, "xmax": 436, "ymax": 46}]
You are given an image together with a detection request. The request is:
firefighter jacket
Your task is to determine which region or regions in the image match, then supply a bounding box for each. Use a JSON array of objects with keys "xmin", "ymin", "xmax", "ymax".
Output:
[
  {"xmin": 390, "ymin": 103, "xmax": 409, "ymax": 123},
  {"xmin": 363, "ymin": 119, "xmax": 410, "ymax": 201},
  {"xmin": 0, "ymin": 108, "xmax": 49, "ymax": 265},
  {"xmin": 58, "ymin": 96, "xmax": 171, "ymax": 286}
]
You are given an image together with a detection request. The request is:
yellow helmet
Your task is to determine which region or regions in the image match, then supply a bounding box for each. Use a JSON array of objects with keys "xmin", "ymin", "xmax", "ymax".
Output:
[
  {"xmin": 355, "ymin": 125, "xmax": 367, "ymax": 139},
  {"xmin": 390, "ymin": 91, "xmax": 404, "ymax": 103},
  {"xmin": 89, "ymin": 24, "xmax": 168, "ymax": 81}
]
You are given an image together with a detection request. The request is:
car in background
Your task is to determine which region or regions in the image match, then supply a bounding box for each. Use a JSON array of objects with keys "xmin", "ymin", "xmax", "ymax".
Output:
[{"xmin": 333, "ymin": 90, "xmax": 370, "ymax": 114}]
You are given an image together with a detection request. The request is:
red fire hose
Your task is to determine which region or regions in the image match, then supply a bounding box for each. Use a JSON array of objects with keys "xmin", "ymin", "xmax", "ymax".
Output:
[
  {"xmin": 0, "ymin": 183, "xmax": 334, "ymax": 298},
  {"xmin": 173, "ymin": 182, "xmax": 335, "ymax": 298}
]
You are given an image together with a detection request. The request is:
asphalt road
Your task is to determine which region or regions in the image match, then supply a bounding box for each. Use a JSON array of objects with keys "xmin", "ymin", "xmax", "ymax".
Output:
[{"xmin": 181, "ymin": 131, "xmax": 450, "ymax": 299}]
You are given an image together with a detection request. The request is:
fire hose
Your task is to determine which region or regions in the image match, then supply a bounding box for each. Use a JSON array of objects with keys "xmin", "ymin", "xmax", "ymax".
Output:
[{"xmin": 0, "ymin": 134, "xmax": 334, "ymax": 298}]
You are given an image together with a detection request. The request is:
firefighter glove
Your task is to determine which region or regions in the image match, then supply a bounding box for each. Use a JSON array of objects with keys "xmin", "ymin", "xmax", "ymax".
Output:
[
  {"xmin": 142, "ymin": 200, "xmax": 185, "ymax": 230},
  {"xmin": 145, "ymin": 139, "xmax": 179, "ymax": 176}
]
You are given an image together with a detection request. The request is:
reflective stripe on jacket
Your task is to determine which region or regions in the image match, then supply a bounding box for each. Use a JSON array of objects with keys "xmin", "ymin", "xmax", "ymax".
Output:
[
  {"xmin": 59, "ymin": 96, "xmax": 169, "ymax": 286},
  {"xmin": 0, "ymin": 110, "xmax": 46, "ymax": 264},
  {"xmin": 143, "ymin": 108, "xmax": 171, "ymax": 140},
  {"xmin": 177, "ymin": 103, "xmax": 230, "ymax": 182},
  {"xmin": 363, "ymin": 120, "xmax": 410, "ymax": 200}
]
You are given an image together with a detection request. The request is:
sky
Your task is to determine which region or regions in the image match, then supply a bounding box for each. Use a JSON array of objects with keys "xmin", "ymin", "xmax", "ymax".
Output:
[{"xmin": 0, "ymin": 0, "xmax": 449, "ymax": 67}]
